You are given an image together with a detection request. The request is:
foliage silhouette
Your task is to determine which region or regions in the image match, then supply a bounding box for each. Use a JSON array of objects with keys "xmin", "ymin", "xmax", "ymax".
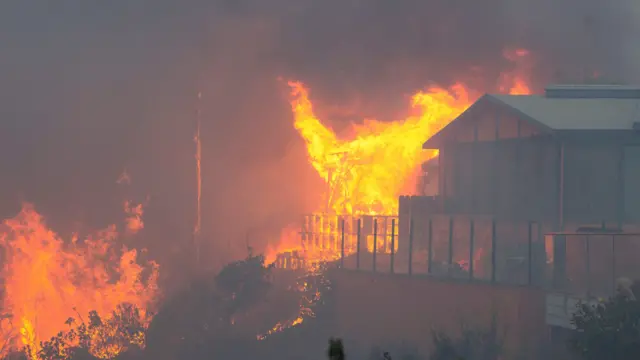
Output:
[
  {"xmin": 144, "ymin": 251, "xmax": 274, "ymax": 359},
  {"xmin": 569, "ymin": 291, "xmax": 640, "ymax": 360},
  {"xmin": 1, "ymin": 252, "xmax": 276, "ymax": 360},
  {"xmin": 34, "ymin": 303, "xmax": 146, "ymax": 360},
  {"xmin": 328, "ymin": 338, "xmax": 345, "ymax": 360}
]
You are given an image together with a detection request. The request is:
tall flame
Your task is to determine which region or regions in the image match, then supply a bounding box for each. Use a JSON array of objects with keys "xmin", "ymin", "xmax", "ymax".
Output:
[
  {"xmin": 290, "ymin": 47, "xmax": 532, "ymax": 219},
  {"xmin": 290, "ymin": 81, "xmax": 474, "ymax": 216},
  {"xmin": 194, "ymin": 91, "xmax": 203, "ymax": 267},
  {"xmin": 0, "ymin": 203, "xmax": 159, "ymax": 358},
  {"xmin": 264, "ymin": 48, "xmax": 533, "ymax": 338}
]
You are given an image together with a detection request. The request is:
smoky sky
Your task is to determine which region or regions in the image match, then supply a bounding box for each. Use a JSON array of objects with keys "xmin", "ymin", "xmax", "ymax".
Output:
[{"xmin": 0, "ymin": 0, "xmax": 638, "ymax": 270}]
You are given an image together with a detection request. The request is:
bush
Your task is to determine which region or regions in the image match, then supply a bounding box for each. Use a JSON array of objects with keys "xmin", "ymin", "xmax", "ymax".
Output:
[
  {"xmin": 328, "ymin": 338, "xmax": 345, "ymax": 360},
  {"xmin": 34, "ymin": 304, "xmax": 146, "ymax": 360},
  {"xmin": 569, "ymin": 292, "xmax": 640, "ymax": 360}
]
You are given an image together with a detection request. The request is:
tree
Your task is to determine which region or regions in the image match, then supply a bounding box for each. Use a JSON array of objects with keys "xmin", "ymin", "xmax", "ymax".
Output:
[
  {"xmin": 35, "ymin": 304, "xmax": 147, "ymax": 360},
  {"xmin": 144, "ymin": 251, "xmax": 274, "ymax": 359},
  {"xmin": 215, "ymin": 251, "xmax": 274, "ymax": 325},
  {"xmin": 569, "ymin": 292, "xmax": 640, "ymax": 360}
]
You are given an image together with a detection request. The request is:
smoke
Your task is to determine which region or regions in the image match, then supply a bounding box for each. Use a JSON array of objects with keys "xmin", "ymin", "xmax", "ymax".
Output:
[{"xmin": 0, "ymin": 0, "xmax": 638, "ymax": 272}]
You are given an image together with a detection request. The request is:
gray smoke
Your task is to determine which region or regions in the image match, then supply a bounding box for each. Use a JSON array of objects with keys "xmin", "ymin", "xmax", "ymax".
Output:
[{"xmin": 0, "ymin": 0, "xmax": 637, "ymax": 271}]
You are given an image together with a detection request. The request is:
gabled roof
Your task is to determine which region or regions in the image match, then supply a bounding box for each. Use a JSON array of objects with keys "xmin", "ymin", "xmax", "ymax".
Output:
[
  {"xmin": 423, "ymin": 92, "xmax": 640, "ymax": 149},
  {"xmin": 492, "ymin": 94, "xmax": 640, "ymax": 130}
]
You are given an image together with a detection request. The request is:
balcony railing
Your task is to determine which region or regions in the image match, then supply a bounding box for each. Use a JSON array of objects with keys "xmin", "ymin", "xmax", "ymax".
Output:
[{"xmin": 276, "ymin": 213, "xmax": 640, "ymax": 297}]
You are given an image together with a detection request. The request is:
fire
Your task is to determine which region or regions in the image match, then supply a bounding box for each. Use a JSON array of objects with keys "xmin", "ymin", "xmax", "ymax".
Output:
[
  {"xmin": 0, "ymin": 203, "xmax": 159, "ymax": 358},
  {"xmin": 499, "ymin": 48, "xmax": 532, "ymax": 95},
  {"xmin": 289, "ymin": 81, "xmax": 473, "ymax": 216},
  {"xmin": 286, "ymin": 47, "xmax": 532, "ymax": 251},
  {"xmin": 260, "ymin": 48, "xmax": 533, "ymax": 338},
  {"xmin": 264, "ymin": 225, "xmax": 300, "ymax": 266},
  {"xmin": 124, "ymin": 200, "xmax": 145, "ymax": 235}
]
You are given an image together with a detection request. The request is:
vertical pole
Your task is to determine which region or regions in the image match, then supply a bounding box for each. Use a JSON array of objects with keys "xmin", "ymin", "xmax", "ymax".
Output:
[
  {"xmin": 338, "ymin": 216, "xmax": 342, "ymax": 251},
  {"xmin": 492, "ymin": 113, "xmax": 500, "ymax": 215},
  {"xmin": 356, "ymin": 218, "xmax": 361, "ymax": 270},
  {"xmin": 194, "ymin": 92, "xmax": 202, "ymax": 270},
  {"xmin": 552, "ymin": 235, "xmax": 567, "ymax": 290},
  {"xmin": 558, "ymin": 143, "xmax": 565, "ymax": 231},
  {"xmin": 427, "ymin": 218, "xmax": 433, "ymax": 274},
  {"xmin": 319, "ymin": 215, "xmax": 325, "ymax": 250},
  {"xmin": 469, "ymin": 219, "xmax": 475, "ymax": 280},
  {"xmin": 340, "ymin": 217, "xmax": 345, "ymax": 268},
  {"xmin": 408, "ymin": 217, "xmax": 414, "ymax": 275},
  {"xmin": 612, "ymin": 235, "xmax": 617, "ymax": 294},
  {"xmin": 586, "ymin": 235, "xmax": 591, "ymax": 297},
  {"xmin": 491, "ymin": 218, "xmax": 497, "ymax": 283},
  {"xmin": 617, "ymin": 146, "xmax": 625, "ymax": 229},
  {"xmin": 373, "ymin": 218, "xmax": 378, "ymax": 273},
  {"xmin": 448, "ymin": 216, "xmax": 454, "ymax": 277},
  {"xmin": 390, "ymin": 218, "xmax": 396, "ymax": 274},
  {"xmin": 528, "ymin": 221, "xmax": 533, "ymax": 285},
  {"xmin": 382, "ymin": 217, "xmax": 388, "ymax": 252},
  {"xmin": 301, "ymin": 217, "xmax": 306, "ymax": 251}
]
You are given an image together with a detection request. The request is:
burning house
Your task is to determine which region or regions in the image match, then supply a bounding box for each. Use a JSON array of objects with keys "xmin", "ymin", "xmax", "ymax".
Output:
[
  {"xmin": 279, "ymin": 82, "xmax": 640, "ymax": 296},
  {"xmin": 271, "ymin": 83, "xmax": 640, "ymax": 353},
  {"xmin": 405, "ymin": 84, "xmax": 640, "ymax": 328}
]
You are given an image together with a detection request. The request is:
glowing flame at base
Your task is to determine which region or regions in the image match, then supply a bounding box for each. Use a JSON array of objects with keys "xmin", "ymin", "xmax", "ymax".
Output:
[
  {"xmin": 256, "ymin": 262, "xmax": 327, "ymax": 340},
  {"xmin": 0, "ymin": 204, "xmax": 159, "ymax": 358},
  {"xmin": 261, "ymin": 48, "xmax": 533, "ymax": 338}
]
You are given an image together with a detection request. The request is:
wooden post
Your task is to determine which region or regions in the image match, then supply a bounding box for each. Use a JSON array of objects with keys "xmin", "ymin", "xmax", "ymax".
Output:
[
  {"xmin": 373, "ymin": 218, "xmax": 378, "ymax": 273},
  {"xmin": 585, "ymin": 235, "xmax": 591, "ymax": 297},
  {"xmin": 427, "ymin": 218, "xmax": 433, "ymax": 274},
  {"xmin": 469, "ymin": 219, "xmax": 475, "ymax": 280},
  {"xmin": 356, "ymin": 218, "xmax": 361, "ymax": 270},
  {"xmin": 448, "ymin": 216, "xmax": 454, "ymax": 277},
  {"xmin": 390, "ymin": 218, "xmax": 396, "ymax": 274},
  {"xmin": 491, "ymin": 219, "xmax": 497, "ymax": 283},
  {"xmin": 612, "ymin": 235, "xmax": 617, "ymax": 294},
  {"xmin": 527, "ymin": 221, "xmax": 533, "ymax": 285},
  {"xmin": 408, "ymin": 217, "xmax": 414, "ymax": 275},
  {"xmin": 340, "ymin": 217, "xmax": 345, "ymax": 268},
  {"xmin": 617, "ymin": 146, "xmax": 625, "ymax": 229}
]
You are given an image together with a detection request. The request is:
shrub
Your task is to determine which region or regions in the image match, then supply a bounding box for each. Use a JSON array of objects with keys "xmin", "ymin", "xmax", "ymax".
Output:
[{"xmin": 569, "ymin": 292, "xmax": 640, "ymax": 360}]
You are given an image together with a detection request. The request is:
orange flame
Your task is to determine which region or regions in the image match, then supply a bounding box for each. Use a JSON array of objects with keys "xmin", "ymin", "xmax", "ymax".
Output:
[
  {"xmin": 289, "ymin": 81, "xmax": 473, "ymax": 216},
  {"xmin": 262, "ymin": 48, "xmax": 533, "ymax": 337},
  {"xmin": 270, "ymin": 47, "xmax": 533, "ymax": 261},
  {"xmin": 124, "ymin": 200, "xmax": 145, "ymax": 235},
  {"xmin": 0, "ymin": 203, "xmax": 159, "ymax": 358}
]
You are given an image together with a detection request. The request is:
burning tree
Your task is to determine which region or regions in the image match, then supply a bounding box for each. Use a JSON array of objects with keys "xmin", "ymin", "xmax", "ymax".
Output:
[
  {"xmin": 0, "ymin": 203, "xmax": 159, "ymax": 359},
  {"xmin": 34, "ymin": 304, "xmax": 147, "ymax": 360}
]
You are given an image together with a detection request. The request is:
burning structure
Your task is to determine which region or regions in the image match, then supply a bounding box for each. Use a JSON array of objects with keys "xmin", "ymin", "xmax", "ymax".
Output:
[
  {"xmin": 268, "ymin": 48, "xmax": 533, "ymax": 268},
  {"xmin": 275, "ymin": 81, "xmax": 640, "ymax": 304}
]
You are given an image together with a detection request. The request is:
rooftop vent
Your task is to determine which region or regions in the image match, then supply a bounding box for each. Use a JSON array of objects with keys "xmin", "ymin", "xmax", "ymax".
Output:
[{"xmin": 545, "ymin": 85, "xmax": 640, "ymax": 99}]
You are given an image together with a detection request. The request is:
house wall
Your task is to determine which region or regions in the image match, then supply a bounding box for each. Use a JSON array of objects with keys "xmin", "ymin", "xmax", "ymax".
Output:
[
  {"xmin": 438, "ymin": 105, "xmax": 558, "ymax": 223},
  {"xmin": 622, "ymin": 145, "xmax": 640, "ymax": 223},
  {"xmin": 561, "ymin": 141, "xmax": 640, "ymax": 227},
  {"xmin": 562, "ymin": 143, "xmax": 622, "ymax": 224},
  {"xmin": 441, "ymin": 140, "xmax": 557, "ymax": 222}
]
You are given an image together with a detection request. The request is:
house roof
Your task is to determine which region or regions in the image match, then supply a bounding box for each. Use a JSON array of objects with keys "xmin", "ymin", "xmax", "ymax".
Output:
[
  {"xmin": 423, "ymin": 91, "xmax": 640, "ymax": 149},
  {"xmin": 491, "ymin": 94, "xmax": 640, "ymax": 130}
]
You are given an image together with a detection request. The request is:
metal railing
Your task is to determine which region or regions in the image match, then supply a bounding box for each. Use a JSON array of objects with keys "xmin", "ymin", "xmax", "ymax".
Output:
[
  {"xmin": 274, "ymin": 213, "xmax": 640, "ymax": 297},
  {"xmin": 546, "ymin": 232, "xmax": 640, "ymax": 297}
]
